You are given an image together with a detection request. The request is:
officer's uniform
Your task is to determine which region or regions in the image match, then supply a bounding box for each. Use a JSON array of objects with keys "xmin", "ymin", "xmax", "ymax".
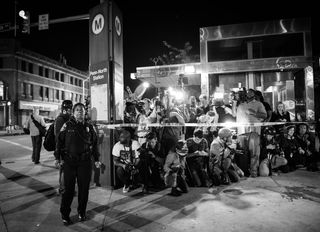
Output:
[{"xmin": 56, "ymin": 116, "xmax": 99, "ymax": 218}]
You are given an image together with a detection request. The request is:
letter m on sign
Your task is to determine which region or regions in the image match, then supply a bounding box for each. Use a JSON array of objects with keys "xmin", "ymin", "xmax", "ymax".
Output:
[
  {"xmin": 92, "ymin": 14, "xmax": 104, "ymax": 35},
  {"xmin": 95, "ymin": 18, "xmax": 102, "ymax": 30}
]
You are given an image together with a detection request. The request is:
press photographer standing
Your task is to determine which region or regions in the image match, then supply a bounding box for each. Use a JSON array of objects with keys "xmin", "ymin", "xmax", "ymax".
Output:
[{"xmin": 55, "ymin": 103, "xmax": 101, "ymax": 225}]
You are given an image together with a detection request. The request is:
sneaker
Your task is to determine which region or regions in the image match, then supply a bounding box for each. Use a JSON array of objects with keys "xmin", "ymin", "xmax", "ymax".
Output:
[
  {"xmin": 78, "ymin": 213, "xmax": 87, "ymax": 222},
  {"xmin": 122, "ymin": 185, "xmax": 130, "ymax": 193},
  {"xmin": 62, "ymin": 215, "xmax": 72, "ymax": 226}
]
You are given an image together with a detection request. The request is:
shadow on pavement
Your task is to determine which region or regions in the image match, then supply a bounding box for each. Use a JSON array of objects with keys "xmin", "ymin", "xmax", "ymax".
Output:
[{"xmin": 0, "ymin": 166, "xmax": 58, "ymax": 215}]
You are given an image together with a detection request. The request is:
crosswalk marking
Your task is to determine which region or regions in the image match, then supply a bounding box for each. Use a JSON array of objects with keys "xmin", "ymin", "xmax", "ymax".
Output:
[{"xmin": 0, "ymin": 138, "xmax": 33, "ymax": 151}]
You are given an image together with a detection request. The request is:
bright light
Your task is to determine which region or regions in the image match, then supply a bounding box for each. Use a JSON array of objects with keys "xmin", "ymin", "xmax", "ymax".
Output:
[
  {"xmin": 130, "ymin": 73, "xmax": 136, "ymax": 80},
  {"xmin": 213, "ymin": 92, "xmax": 224, "ymax": 99},
  {"xmin": 7, "ymin": 101, "xmax": 11, "ymax": 106},
  {"xmin": 184, "ymin": 65, "xmax": 195, "ymax": 74},
  {"xmin": 174, "ymin": 91, "xmax": 184, "ymax": 101},
  {"xmin": 143, "ymin": 82, "xmax": 150, "ymax": 88},
  {"xmin": 19, "ymin": 10, "xmax": 27, "ymax": 19},
  {"xmin": 223, "ymin": 121, "xmax": 237, "ymax": 128}
]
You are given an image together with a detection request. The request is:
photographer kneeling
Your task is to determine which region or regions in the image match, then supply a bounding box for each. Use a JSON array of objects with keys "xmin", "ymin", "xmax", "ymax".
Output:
[
  {"xmin": 209, "ymin": 128, "xmax": 240, "ymax": 186},
  {"xmin": 112, "ymin": 130, "xmax": 141, "ymax": 193}
]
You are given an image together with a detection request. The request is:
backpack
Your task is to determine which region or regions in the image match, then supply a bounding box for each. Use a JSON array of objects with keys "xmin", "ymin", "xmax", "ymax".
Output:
[{"xmin": 43, "ymin": 123, "xmax": 55, "ymax": 151}]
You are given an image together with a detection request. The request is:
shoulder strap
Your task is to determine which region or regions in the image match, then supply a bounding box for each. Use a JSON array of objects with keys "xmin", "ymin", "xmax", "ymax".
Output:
[{"xmin": 31, "ymin": 115, "xmax": 43, "ymax": 128}]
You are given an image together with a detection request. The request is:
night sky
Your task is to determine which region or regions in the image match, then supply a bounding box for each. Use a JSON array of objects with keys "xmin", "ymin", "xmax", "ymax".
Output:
[{"xmin": 1, "ymin": 0, "xmax": 319, "ymax": 92}]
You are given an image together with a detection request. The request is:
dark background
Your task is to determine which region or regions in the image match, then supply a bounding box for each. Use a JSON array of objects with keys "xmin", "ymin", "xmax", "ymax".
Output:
[{"xmin": 1, "ymin": 0, "xmax": 319, "ymax": 93}]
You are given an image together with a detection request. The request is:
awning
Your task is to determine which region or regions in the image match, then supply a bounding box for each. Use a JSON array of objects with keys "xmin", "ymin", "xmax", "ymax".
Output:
[{"xmin": 19, "ymin": 100, "xmax": 59, "ymax": 111}]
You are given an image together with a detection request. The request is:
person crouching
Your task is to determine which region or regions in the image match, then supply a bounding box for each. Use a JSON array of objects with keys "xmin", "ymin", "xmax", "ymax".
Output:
[
  {"xmin": 259, "ymin": 127, "xmax": 288, "ymax": 176},
  {"xmin": 164, "ymin": 140, "xmax": 189, "ymax": 196},
  {"xmin": 209, "ymin": 128, "xmax": 240, "ymax": 186}
]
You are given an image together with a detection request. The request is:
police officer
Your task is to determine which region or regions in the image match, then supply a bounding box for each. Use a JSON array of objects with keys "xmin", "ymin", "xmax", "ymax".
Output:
[
  {"xmin": 54, "ymin": 100, "xmax": 73, "ymax": 195},
  {"xmin": 55, "ymin": 103, "xmax": 101, "ymax": 225}
]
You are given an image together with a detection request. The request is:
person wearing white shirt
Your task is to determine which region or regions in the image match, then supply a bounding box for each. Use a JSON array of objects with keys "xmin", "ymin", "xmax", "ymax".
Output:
[{"xmin": 112, "ymin": 130, "xmax": 141, "ymax": 193}]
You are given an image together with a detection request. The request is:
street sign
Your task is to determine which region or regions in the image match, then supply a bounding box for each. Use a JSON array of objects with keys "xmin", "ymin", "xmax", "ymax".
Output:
[
  {"xmin": 38, "ymin": 14, "xmax": 49, "ymax": 30},
  {"xmin": 0, "ymin": 22, "xmax": 11, "ymax": 32}
]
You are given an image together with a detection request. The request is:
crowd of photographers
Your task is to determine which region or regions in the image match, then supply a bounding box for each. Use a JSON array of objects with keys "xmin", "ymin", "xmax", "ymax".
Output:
[{"xmin": 112, "ymin": 88, "xmax": 319, "ymax": 196}]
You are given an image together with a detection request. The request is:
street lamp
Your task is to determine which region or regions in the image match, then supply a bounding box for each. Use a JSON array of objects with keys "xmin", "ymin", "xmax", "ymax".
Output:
[{"xmin": 7, "ymin": 101, "xmax": 11, "ymax": 126}]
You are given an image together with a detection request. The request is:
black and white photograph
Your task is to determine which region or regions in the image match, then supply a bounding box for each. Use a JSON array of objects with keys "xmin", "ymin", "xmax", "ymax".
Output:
[{"xmin": 0, "ymin": 0, "xmax": 319, "ymax": 231}]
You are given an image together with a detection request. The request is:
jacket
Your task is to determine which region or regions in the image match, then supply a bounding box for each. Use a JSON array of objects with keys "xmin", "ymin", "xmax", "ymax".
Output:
[
  {"xmin": 26, "ymin": 114, "xmax": 46, "ymax": 136},
  {"xmin": 55, "ymin": 116, "xmax": 99, "ymax": 163}
]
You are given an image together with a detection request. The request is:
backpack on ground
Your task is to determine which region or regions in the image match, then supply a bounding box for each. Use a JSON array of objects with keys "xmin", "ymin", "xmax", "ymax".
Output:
[{"xmin": 43, "ymin": 123, "xmax": 55, "ymax": 151}]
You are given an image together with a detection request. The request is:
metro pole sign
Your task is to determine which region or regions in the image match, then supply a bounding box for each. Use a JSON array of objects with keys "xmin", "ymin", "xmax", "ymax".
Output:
[{"xmin": 39, "ymin": 14, "xmax": 49, "ymax": 30}]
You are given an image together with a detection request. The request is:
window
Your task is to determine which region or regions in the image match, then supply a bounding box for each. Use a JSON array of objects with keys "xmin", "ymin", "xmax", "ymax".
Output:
[
  {"xmin": 0, "ymin": 58, "xmax": 3, "ymax": 68},
  {"xmin": 79, "ymin": 80, "xmax": 82, "ymax": 87},
  {"xmin": 39, "ymin": 66, "xmax": 43, "ymax": 76},
  {"xmin": 60, "ymin": 73, "xmax": 65, "ymax": 82},
  {"xmin": 70, "ymin": 76, "xmax": 73, "ymax": 85},
  {"xmin": 75, "ymin": 94, "xmax": 78, "ymax": 102},
  {"xmin": 28, "ymin": 63, "xmax": 33, "ymax": 74},
  {"xmin": 30, "ymin": 84, "xmax": 33, "ymax": 98},
  {"xmin": 55, "ymin": 90, "xmax": 60, "ymax": 100},
  {"xmin": 55, "ymin": 71, "xmax": 60, "ymax": 81},
  {"xmin": 45, "ymin": 68, "xmax": 49, "ymax": 78},
  {"xmin": 22, "ymin": 82, "xmax": 27, "ymax": 96},
  {"xmin": 75, "ymin": 78, "xmax": 78, "ymax": 86},
  {"xmin": 0, "ymin": 81, "xmax": 4, "ymax": 100},
  {"xmin": 39, "ymin": 86, "xmax": 43, "ymax": 98},
  {"xmin": 71, "ymin": 92, "xmax": 74, "ymax": 101},
  {"xmin": 207, "ymin": 33, "xmax": 304, "ymax": 62},
  {"xmin": 251, "ymin": 33, "xmax": 304, "ymax": 59},
  {"xmin": 61, "ymin": 91, "xmax": 65, "ymax": 100},
  {"xmin": 21, "ymin": 60, "xmax": 26, "ymax": 71},
  {"xmin": 45, "ymin": 87, "xmax": 49, "ymax": 98}
]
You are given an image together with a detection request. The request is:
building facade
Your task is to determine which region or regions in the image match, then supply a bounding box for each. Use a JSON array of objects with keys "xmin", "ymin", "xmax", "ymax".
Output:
[
  {"xmin": 0, "ymin": 39, "xmax": 89, "ymax": 129},
  {"xmin": 135, "ymin": 18, "xmax": 316, "ymax": 122}
]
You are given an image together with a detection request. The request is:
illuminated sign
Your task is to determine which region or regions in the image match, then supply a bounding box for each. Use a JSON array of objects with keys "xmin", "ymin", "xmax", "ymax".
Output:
[{"xmin": 92, "ymin": 14, "xmax": 104, "ymax": 35}]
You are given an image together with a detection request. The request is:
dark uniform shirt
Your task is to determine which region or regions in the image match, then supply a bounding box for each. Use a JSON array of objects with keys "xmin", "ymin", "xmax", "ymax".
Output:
[{"xmin": 55, "ymin": 116, "xmax": 99, "ymax": 162}]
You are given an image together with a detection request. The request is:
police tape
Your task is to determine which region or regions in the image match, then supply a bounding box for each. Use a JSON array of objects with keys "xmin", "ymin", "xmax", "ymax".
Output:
[{"xmin": 95, "ymin": 121, "xmax": 316, "ymax": 129}]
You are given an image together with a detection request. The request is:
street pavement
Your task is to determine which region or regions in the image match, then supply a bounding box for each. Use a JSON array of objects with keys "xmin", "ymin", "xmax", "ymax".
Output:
[{"xmin": 0, "ymin": 134, "xmax": 320, "ymax": 232}]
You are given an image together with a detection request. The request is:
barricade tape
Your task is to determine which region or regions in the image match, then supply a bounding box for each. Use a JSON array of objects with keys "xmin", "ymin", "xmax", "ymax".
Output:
[{"xmin": 95, "ymin": 121, "xmax": 316, "ymax": 129}]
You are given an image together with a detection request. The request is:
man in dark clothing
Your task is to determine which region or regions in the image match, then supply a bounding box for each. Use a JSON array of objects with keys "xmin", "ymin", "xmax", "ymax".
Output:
[
  {"xmin": 296, "ymin": 123, "xmax": 318, "ymax": 171},
  {"xmin": 186, "ymin": 129, "xmax": 210, "ymax": 187},
  {"xmin": 54, "ymin": 100, "xmax": 73, "ymax": 195},
  {"xmin": 55, "ymin": 103, "xmax": 101, "ymax": 225},
  {"xmin": 138, "ymin": 132, "xmax": 165, "ymax": 193}
]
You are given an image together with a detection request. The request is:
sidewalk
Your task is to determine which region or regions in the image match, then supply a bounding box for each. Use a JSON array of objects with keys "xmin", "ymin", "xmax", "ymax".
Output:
[
  {"xmin": 0, "ymin": 130, "xmax": 25, "ymax": 137},
  {"xmin": 0, "ymin": 153, "xmax": 320, "ymax": 232}
]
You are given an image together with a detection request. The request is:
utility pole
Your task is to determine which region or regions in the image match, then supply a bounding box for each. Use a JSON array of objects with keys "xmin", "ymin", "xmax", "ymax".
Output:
[{"xmin": 14, "ymin": 1, "xmax": 17, "ymax": 37}]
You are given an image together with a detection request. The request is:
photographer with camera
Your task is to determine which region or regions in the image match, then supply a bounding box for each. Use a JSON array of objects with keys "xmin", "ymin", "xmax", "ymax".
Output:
[
  {"xmin": 209, "ymin": 128, "xmax": 240, "ymax": 186},
  {"xmin": 259, "ymin": 127, "xmax": 288, "ymax": 176},
  {"xmin": 112, "ymin": 130, "xmax": 141, "ymax": 193},
  {"xmin": 164, "ymin": 140, "xmax": 189, "ymax": 196},
  {"xmin": 138, "ymin": 132, "xmax": 165, "ymax": 193}
]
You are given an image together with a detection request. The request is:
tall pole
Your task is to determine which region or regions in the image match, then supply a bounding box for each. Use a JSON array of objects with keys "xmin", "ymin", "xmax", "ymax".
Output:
[{"xmin": 14, "ymin": 1, "xmax": 17, "ymax": 37}]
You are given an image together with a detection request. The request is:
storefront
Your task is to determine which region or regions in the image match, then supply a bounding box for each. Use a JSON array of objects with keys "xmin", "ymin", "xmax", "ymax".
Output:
[{"xmin": 135, "ymin": 18, "xmax": 315, "ymax": 122}]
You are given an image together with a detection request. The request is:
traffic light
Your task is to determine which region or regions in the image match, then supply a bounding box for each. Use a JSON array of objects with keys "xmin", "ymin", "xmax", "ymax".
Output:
[{"xmin": 19, "ymin": 10, "xmax": 30, "ymax": 34}]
